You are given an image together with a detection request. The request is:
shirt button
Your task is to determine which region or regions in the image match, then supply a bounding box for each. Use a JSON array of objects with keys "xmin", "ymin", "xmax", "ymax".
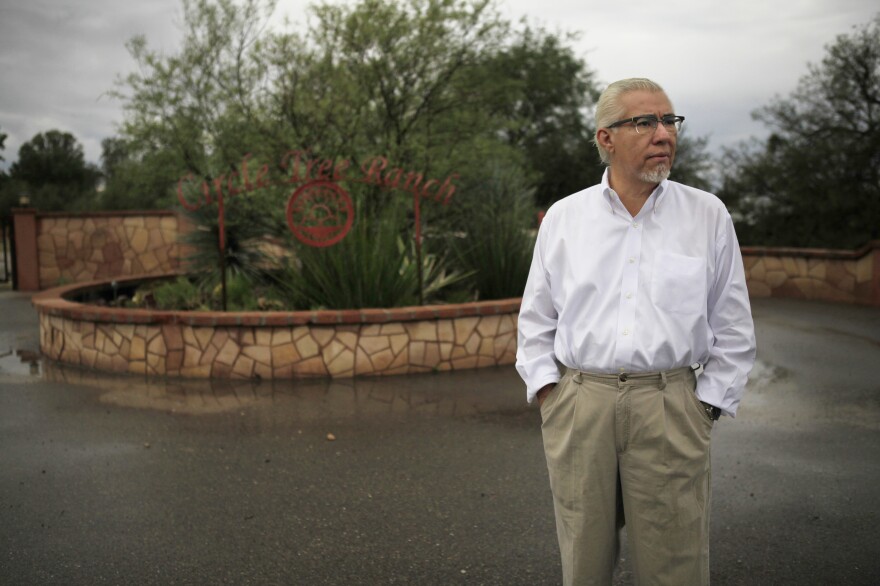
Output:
[
  {"xmin": 622, "ymin": 328, "xmax": 630, "ymax": 336},
  {"xmin": 625, "ymin": 292, "xmax": 633, "ymax": 299},
  {"xmin": 632, "ymin": 222, "xmax": 639, "ymax": 229},
  {"xmin": 628, "ymin": 257, "xmax": 636, "ymax": 264}
]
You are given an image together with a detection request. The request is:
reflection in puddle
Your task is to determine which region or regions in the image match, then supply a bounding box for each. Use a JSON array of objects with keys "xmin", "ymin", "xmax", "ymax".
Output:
[
  {"xmin": 38, "ymin": 359, "xmax": 526, "ymax": 421},
  {"xmin": 0, "ymin": 348, "xmax": 42, "ymax": 377}
]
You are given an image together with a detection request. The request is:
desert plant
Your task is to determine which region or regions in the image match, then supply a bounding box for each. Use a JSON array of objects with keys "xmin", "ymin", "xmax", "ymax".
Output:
[
  {"xmin": 277, "ymin": 200, "xmax": 467, "ymax": 309},
  {"xmin": 151, "ymin": 276, "xmax": 207, "ymax": 310},
  {"xmin": 179, "ymin": 193, "xmax": 280, "ymax": 288},
  {"xmin": 448, "ymin": 164, "xmax": 535, "ymax": 300}
]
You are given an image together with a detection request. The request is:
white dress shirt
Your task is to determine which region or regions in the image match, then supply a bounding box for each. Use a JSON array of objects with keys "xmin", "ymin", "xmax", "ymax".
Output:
[{"xmin": 516, "ymin": 170, "xmax": 756, "ymax": 417}]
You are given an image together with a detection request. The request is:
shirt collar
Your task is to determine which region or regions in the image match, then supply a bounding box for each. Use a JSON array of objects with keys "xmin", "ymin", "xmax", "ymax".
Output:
[{"xmin": 600, "ymin": 168, "xmax": 670, "ymax": 216}]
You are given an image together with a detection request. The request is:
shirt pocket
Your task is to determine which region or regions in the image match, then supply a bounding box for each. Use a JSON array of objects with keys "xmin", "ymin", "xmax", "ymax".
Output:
[{"xmin": 651, "ymin": 251, "xmax": 706, "ymax": 314}]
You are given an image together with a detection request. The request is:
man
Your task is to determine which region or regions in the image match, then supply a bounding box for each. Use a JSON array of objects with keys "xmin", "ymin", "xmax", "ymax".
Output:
[{"xmin": 516, "ymin": 78, "xmax": 756, "ymax": 585}]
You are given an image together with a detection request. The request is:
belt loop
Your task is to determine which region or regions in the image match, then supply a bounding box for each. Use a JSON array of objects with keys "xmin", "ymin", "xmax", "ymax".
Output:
[
  {"xmin": 573, "ymin": 372, "xmax": 583, "ymax": 384},
  {"xmin": 659, "ymin": 371, "xmax": 667, "ymax": 391}
]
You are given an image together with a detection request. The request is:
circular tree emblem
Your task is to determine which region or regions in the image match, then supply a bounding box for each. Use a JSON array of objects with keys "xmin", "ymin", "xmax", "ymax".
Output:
[{"xmin": 286, "ymin": 181, "xmax": 354, "ymax": 247}]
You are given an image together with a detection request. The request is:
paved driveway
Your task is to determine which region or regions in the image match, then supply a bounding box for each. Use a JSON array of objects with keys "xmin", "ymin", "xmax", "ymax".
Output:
[{"xmin": 1, "ymin": 292, "xmax": 878, "ymax": 585}]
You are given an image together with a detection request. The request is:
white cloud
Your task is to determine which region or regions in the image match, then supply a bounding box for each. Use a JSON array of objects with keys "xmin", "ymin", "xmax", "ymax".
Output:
[
  {"xmin": 0, "ymin": 0, "xmax": 876, "ymax": 170},
  {"xmin": 0, "ymin": 0, "xmax": 184, "ymax": 168}
]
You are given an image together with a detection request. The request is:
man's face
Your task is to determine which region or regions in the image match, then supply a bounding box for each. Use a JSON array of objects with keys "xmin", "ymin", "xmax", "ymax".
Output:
[{"xmin": 598, "ymin": 90, "xmax": 677, "ymax": 187}]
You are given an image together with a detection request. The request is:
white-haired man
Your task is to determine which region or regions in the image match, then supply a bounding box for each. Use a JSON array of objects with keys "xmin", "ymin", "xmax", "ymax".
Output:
[{"xmin": 516, "ymin": 78, "xmax": 756, "ymax": 585}]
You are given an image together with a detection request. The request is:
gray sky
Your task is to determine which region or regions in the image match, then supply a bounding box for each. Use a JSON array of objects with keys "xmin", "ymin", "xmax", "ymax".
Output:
[{"xmin": 0, "ymin": 0, "xmax": 877, "ymax": 172}]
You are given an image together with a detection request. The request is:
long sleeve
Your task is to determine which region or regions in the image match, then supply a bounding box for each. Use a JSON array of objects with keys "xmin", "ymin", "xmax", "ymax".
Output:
[
  {"xmin": 514, "ymin": 178, "xmax": 756, "ymax": 411},
  {"xmin": 516, "ymin": 221, "xmax": 562, "ymax": 403},
  {"xmin": 695, "ymin": 214, "xmax": 757, "ymax": 417}
]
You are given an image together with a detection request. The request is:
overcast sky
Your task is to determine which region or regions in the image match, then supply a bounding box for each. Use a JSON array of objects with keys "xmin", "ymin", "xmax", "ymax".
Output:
[{"xmin": 0, "ymin": 0, "xmax": 877, "ymax": 172}]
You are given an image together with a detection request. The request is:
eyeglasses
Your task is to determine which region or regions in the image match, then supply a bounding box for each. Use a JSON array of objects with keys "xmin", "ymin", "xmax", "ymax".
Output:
[{"xmin": 606, "ymin": 114, "xmax": 685, "ymax": 134}]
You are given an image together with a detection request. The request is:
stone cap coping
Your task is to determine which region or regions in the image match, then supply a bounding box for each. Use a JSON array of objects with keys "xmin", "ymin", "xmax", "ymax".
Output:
[
  {"xmin": 741, "ymin": 240, "xmax": 879, "ymax": 260},
  {"xmin": 31, "ymin": 273, "xmax": 523, "ymax": 327},
  {"xmin": 33, "ymin": 209, "xmax": 177, "ymax": 219}
]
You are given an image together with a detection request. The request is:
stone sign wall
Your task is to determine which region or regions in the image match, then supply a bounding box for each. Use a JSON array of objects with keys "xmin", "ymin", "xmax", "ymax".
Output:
[{"xmin": 12, "ymin": 209, "xmax": 184, "ymax": 291}]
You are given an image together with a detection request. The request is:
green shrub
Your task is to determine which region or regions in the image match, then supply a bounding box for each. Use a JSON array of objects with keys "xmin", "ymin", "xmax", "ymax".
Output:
[
  {"xmin": 151, "ymin": 276, "xmax": 205, "ymax": 310},
  {"xmin": 448, "ymin": 165, "xmax": 536, "ymax": 299},
  {"xmin": 179, "ymin": 192, "xmax": 282, "ymax": 292},
  {"xmin": 215, "ymin": 272, "xmax": 290, "ymax": 311},
  {"xmin": 277, "ymin": 201, "xmax": 468, "ymax": 309}
]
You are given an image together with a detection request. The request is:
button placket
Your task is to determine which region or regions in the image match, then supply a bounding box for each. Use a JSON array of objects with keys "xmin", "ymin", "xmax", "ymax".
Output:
[{"xmin": 613, "ymin": 216, "xmax": 641, "ymax": 369}]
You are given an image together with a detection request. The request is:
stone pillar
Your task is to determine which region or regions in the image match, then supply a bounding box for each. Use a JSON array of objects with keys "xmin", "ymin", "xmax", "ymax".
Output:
[{"xmin": 12, "ymin": 208, "xmax": 39, "ymax": 292}]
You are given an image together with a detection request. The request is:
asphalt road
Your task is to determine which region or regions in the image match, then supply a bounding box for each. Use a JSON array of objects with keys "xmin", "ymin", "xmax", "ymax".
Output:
[{"xmin": 1, "ymin": 291, "xmax": 878, "ymax": 585}]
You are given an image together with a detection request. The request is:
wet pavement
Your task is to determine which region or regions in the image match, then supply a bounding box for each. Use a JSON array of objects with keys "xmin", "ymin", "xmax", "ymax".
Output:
[{"xmin": 1, "ymin": 289, "xmax": 878, "ymax": 585}]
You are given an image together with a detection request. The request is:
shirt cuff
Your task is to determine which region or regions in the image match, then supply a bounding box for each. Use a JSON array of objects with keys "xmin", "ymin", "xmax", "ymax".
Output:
[{"xmin": 526, "ymin": 376, "xmax": 561, "ymax": 404}]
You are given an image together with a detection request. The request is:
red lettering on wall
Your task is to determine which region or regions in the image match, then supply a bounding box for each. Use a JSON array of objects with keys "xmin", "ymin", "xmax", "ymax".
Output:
[
  {"xmin": 177, "ymin": 174, "xmax": 201, "ymax": 211},
  {"xmin": 212, "ymin": 174, "xmax": 227, "ymax": 202},
  {"xmin": 420, "ymin": 179, "xmax": 440, "ymax": 200},
  {"xmin": 255, "ymin": 164, "xmax": 271, "ymax": 189},
  {"xmin": 281, "ymin": 150, "xmax": 305, "ymax": 184},
  {"xmin": 333, "ymin": 159, "xmax": 350, "ymax": 182},
  {"xmin": 315, "ymin": 159, "xmax": 333, "ymax": 181},
  {"xmin": 383, "ymin": 168, "xmax": 404, "ymax": 190},
  {"xmin": 226, "ymin": 171, "xmax": 240, "ymax": 197},
  {"xmin": 361, "ymin": 156, "xmax": 388, "ymax": 185},
  {"xmin": 436, "ymin": 173, "xmax": 459, "ymax": 203},
  {"xmin": 201, "ymin": 179, "xmax": 213, "ymax": 206},
  {"xmin": 175, "ymin": 148, "xmax": 459, "ymax": 248},
  {"xmin": 286, "ymin": 181, "xmax": 354, "ymax": 248}
]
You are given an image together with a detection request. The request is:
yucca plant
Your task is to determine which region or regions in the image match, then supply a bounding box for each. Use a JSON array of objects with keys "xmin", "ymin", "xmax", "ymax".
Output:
[
  {"xmin": 178, "ymin": 192, "xmax": 281, "ymax": 308},
  {"xmin": 448, "ymin": 164, "xmax": 536, "ymax": 300},
  {"xmin": 399, "ymin": 236, "xmax": 474, "ymax": 303},
  {"xmin": 276, "ymin": 200, "xmax": 467, "ymax": 309}
]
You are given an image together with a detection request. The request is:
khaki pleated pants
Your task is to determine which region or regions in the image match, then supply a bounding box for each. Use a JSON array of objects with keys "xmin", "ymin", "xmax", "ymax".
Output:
[{"xmin": 540, "ymin": 367, "xmax": 713, "ymax": 586}]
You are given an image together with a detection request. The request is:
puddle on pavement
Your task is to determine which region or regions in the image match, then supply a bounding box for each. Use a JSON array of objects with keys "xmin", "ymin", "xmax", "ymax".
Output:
[
  {"xmin": 29, "ymin": 357, "xmax": 527, "ymax": 421},
  {"xmin": 0, "ymin": 348, "xmax": 42, "ymax": 377}
]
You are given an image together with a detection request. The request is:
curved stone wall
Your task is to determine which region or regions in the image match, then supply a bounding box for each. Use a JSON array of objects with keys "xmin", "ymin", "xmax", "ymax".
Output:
[
  {"xmin": 30, "ymin": 241, "xmax": 880, "ymax": 379},
  {"xmin": 741, "ymin": 241, "xmax": 879, "ymax": 305},
  {"xmin": 32, "ymin": 275, "xmax": 520, "ymax": 379}
]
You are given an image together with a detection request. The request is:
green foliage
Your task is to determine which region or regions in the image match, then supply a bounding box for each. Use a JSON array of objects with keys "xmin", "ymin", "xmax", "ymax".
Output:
[
  {"xmin": 10, "ymin": 130, "xmax": 92, "ymax": 187},
  {"xmin": 447, "ymin": 164, "xmax": 535, "ymax": 299},
  {"xmin": 278, "ymin": 200, "xmax": 465, "ymax": 309},
  {"xmin": 3, "ymin": 130, "xmax": 100, "ymax": 213},
  {"xmin": 104, "ymin": 0, "xmax": 281, "ymax": 211},
  {"xmin": 92, "ymin": 136, "xmax": 176, "ymax": 211},
  {"xmin": 112, "ymin": 0, "xmax": 626, "ymax": 212},
  {"xmin": 106, "ymin": 0, "xmax": 718, "ymax": 305},
  {"xmin": 481, "ymin": 27, "xmax": 604, "ymax": 206},
  {"xmin": 214, "ymin": 272, "xmax": 289, "ymax": 310},
  {"xmin": 137, "ymin": 273, "xmax": 289, "ymax": 311},
  {"xmin": 718, "ymin": 14, "xmax": 880, "ymax": 248},
  {"xmin": 178, "ymin": 186, "xmax": 283, "ymax": 291},
  {"xmin": 399, "ymin": 236, "xmax": 474, "ymax": 303},
  {"xmin": 151, "ymin": 276, "xmax": 206, "ymax": 310},
  {"xmin": 669, "ymin": 134, "xmax": 714, "ymax": 192},
  {"xmin": 222, "ymin": 272, "xmax": 260, "ymax": 310}
]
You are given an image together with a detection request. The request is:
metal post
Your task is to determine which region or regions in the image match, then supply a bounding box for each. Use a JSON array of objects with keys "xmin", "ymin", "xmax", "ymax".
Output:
[
  {"xmin": 218, "ymin": 190, "xmax": 228, "ymax": 311},
  {"xmin": 414, "ymin": 191, "xmax": 423, "ymax": 306}
]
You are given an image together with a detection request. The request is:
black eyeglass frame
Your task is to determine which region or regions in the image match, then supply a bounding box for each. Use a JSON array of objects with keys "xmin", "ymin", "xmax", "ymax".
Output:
[{"xmin": 606, "ymin": 114, "xmax": 685, "ymax": 134}]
